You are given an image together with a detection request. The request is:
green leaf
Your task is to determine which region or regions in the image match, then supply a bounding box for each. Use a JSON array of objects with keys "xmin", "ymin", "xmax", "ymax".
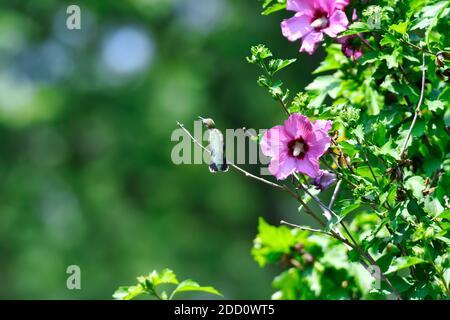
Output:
[
  {"xmin": 305, "ymin": 76, "xmax": 341, "ymax": 108},
  {"xmin": 404, "ymin": 176, "xmax": 425, "ymax": 201},
  {"xmin": 113, "ymin": 269, "xmax": 222, "ymax": 300},
  {"xmin": 252, "ymin": 217, "xmax": 300, "ymax": 267},
  {"xmin": 339, "ymin": 202, "xmax": 362, "ymax": 218},
  {"xmin": 147, "ymin": 268, "xmax": 179, "ymax": 287},
  {"xmin": 376, "ymin": 137, "xmax": 400, "ymax": 159},
  {"xmin": 423, "ymin": 197, "xmax": 444, "ymax": 216},
  {"xmin": 365, "ymin": 84, "xmax": 382, "ymax": 115},
  {"xmin": 262, "ymin": 2, "xmax": 286, "ymax": 15},
  {"xmin": 390, "ymin": 22, "xmax": 409, "ymax": 35},
  {"xmin": 386, "ymin": 256, "xmax": 427, "ymax": 274},
  {"xmin": 411, "ymin": 1, "xmax": 449, "ymax": 30},
  {"xmin": 445, "ymin": 108, "xmax": 450, "ymax": 127},
  {"xmin": 352, "ymin": 125, "xmax": 365, "ymax": 142},
  {"xmin": 305, "ymin": 76, "xmax": 336, "ymax": 91},
  {"xmin": 246, "ymin": 45, "xmax": 272, "ymax": 64},
  {"xmin": 382, "ymin": 53, "xmax": 399, "ymax": 69},
  {"xmin": 341, "ymin": 22, "xmax": 370, "ymax": 36},
  {"xmin": 170, "ymin": 280, "xmax": 222, "ymax": 299},
  {"xmin": 313, "ymin": 44, "xmax": 347, "ymax": 74},
  {"xmin": 380, "ymin": 34, "xmax": 397, "ymax": 47},
  {"xmin": 437, "ymin": 210, "xmax": 450, "ymax": 221},
  {"xmin": 289, "ymin": 92, "xmax": 309, "ymax": 113},
  {"xmin": 113, "ymin": 285, "xmax": 145, "ymax": 300},
  {"xmin": 268, "ymin": 58, "xmax": 296, "ymax": 74},
  {"xmin": 380, "ymin": 75, "xmax": 396, "ymax": 93},
  {"xmin": 355, "ymin": 166, "xmax": 382, "ymax": 184},
  {"xmin": 425, "ymin": 99, "xmax": 445, "ymax": 112}
]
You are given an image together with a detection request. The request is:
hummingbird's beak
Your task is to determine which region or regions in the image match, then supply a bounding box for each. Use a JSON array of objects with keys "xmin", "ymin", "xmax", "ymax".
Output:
[{"xmin": 197, "ymin": 116, "xmax": 205, "ymax": 121}]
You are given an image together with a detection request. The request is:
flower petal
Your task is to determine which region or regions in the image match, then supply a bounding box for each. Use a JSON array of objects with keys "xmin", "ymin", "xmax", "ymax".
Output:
[
  {"xmin": 315, "ymin": 0, "xmax": 334, "ymax": 13},
  {"xmin": 353, "ymin": 49, "xmax": 363, "ymax": 60},
  {"xmin": 314, "ymin": 0, "xmax": 349, "ymax": 15},
  {"xmin": 352, "ymin": 8, "xmax": 358, "ymax": 21},
  {"xmin": 286, "ymin": 0, "xmax": 314, "ymax": 14},
  {"xmin": 307, "ymin": 134, "xmax": 331, "ymax": 158},
  {"xmin": 336, "ymin": 0, "xmax": 350, "ymax": 10},
  {"xmin": 295, "ymin": 157, "xmax": 320, "ymax": 178},
  {"xmin": 269, "ymin": 154, "xmax": 297, "ymax": 180},
  {"xmin": 300, "ymin": 31, "xmax": 324, "ymax": 54},
  {"xmin": 260, "ymin": 125, "xmax": 290, "ymax": 157},
  {"xmin": 283, "ymin": 113, "xmax": 313, "ymax": 139},
  {"xmin": 322, "ymin": 10, "xmax": 348, "ymax": 38},
  {"xmin": 313, "ymin": 119, "xmax": 333, "ymax": 133},
  {"xmin": 312, "ymin": 170, "xmax": 337, "ymax": 190},
  {"xmin": 281, "ymin": 13, "xmax": 313, "ymax": 42}
]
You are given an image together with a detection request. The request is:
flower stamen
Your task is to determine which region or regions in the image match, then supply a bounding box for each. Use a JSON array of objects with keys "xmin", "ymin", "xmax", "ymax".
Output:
[
  {"xmin": 288, "ymin": 137, "xmax": 309, "ymax": 159},
  {"xmin": 310, "ymin": 16, "xmax": 329, "ymax": 30}
]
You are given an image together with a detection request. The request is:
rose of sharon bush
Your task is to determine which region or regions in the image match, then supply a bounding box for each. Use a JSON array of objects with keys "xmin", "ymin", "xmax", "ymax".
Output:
[
  {"xmin": 281, "ymin": 0, "xmax": 349, "ymax": 54},
  {"xmin": 260, "ymin": 113, "xmax": 332, "ymax": 180}
]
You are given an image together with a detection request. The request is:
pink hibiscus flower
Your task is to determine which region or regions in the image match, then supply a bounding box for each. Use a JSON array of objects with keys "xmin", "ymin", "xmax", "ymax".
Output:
[
  {"xmin": 336, "ymin": 10, "xmax": 364, "ymax": 61},
  {"xmin": 336, "ymin": 35, "xmax": 364, "ymax": 60},
  {"xmin": 281, "ymin": 0, "xmax": 349, "ymax": 54},
  {"xmin": 261, "ymin": 113, "xmax": 332, "ymax": 180}
]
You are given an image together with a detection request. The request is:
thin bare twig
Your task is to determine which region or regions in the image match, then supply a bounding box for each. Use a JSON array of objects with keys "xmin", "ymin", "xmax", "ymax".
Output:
[
  {"xmin": 277, "ymin": 97, "xmax": 290, "ymax": 116},
  {"xmin": 329, "ymin": 180, "xmax": 342, "ymax": 208},
  {"xmin": 280, "ymin": 220, "xmax": 334, "ymax": 237},
  {"xmin": 399, "ymin": 53, "xmax": 427, "ymax": 159},
  {"xmin": 398, "ymin": 38, "xmax": 434, "ymax": 55},
  {"xmin": 176, "ymin": 121, "xmax": 286, "ymax": 191},
  {"xmin": 281, "ymin": 220, "xmax": 371, "ymax": 274}
]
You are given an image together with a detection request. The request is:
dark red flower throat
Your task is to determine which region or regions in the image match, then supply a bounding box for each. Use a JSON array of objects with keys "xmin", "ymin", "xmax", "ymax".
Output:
[{"xmin": 288, "ymin": 137, "xmax": 309, "ymax": 159}]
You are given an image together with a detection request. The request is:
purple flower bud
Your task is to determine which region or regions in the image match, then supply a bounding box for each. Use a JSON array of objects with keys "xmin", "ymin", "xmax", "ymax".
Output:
[{"xmin": 312, "ymin": 170, "xmax": 337, "ymax": 190}]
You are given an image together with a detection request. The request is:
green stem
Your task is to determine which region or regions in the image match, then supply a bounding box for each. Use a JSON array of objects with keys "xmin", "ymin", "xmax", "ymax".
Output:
[{"xmin": 260, "ymin": 60, "xmax": 290, "ymax": 115}]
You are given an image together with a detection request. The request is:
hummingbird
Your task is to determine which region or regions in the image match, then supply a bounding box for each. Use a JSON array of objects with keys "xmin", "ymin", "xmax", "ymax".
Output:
[{"xmin": 199, "ymin": 117, "xmax": 228, "ymax": 173}]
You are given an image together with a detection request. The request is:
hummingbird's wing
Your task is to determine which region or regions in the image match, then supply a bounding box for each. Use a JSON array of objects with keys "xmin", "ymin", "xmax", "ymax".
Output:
[{"xmin": 208, "ymin": 129, "xmax": 228, "ymax": 173}]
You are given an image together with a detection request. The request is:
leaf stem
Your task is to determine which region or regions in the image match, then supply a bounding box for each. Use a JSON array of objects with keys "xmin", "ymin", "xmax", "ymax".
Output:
[{"xmin": 260, "ymin": 61, "xmax": 290, "ymax": 115}]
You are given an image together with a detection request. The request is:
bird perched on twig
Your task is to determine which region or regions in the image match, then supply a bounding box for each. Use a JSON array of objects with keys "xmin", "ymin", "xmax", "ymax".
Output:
[{"xmin": 199, "ymin": 117, "xmax": 228, "ymax": 173}]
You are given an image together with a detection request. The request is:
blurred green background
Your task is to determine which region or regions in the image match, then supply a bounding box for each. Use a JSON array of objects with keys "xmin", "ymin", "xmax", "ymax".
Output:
[{"xmin": 0, "ymin": 0, "xmax": 322, "ymax": 299}]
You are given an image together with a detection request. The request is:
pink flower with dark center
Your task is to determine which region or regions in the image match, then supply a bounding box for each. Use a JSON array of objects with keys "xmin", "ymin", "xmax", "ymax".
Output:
[
  {"xmin": 260, "ymin": 113, "xmax": 332, "ymax": 180},
  {"xmin": 281, "ymin": 0, "xmax": 349, "ymax": 54},
  {"xmin": 336, "ymin": 9, "xmax": 364, "ymax": 61}
]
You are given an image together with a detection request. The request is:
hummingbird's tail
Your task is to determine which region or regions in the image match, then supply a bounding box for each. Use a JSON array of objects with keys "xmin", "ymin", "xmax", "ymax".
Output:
[{"xmin": 209, "ymin": 162, "xmax": 229, "ymax": 173}]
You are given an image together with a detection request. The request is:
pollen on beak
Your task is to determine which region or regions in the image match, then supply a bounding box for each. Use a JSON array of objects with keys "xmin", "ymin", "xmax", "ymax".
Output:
[
  {"xmin": 292, "ymin": 141, "xmax": 305, "ymax": 157},
  {"xmin": 311, "ymin": 16, "xmax": 329, "ymax": 29}
]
